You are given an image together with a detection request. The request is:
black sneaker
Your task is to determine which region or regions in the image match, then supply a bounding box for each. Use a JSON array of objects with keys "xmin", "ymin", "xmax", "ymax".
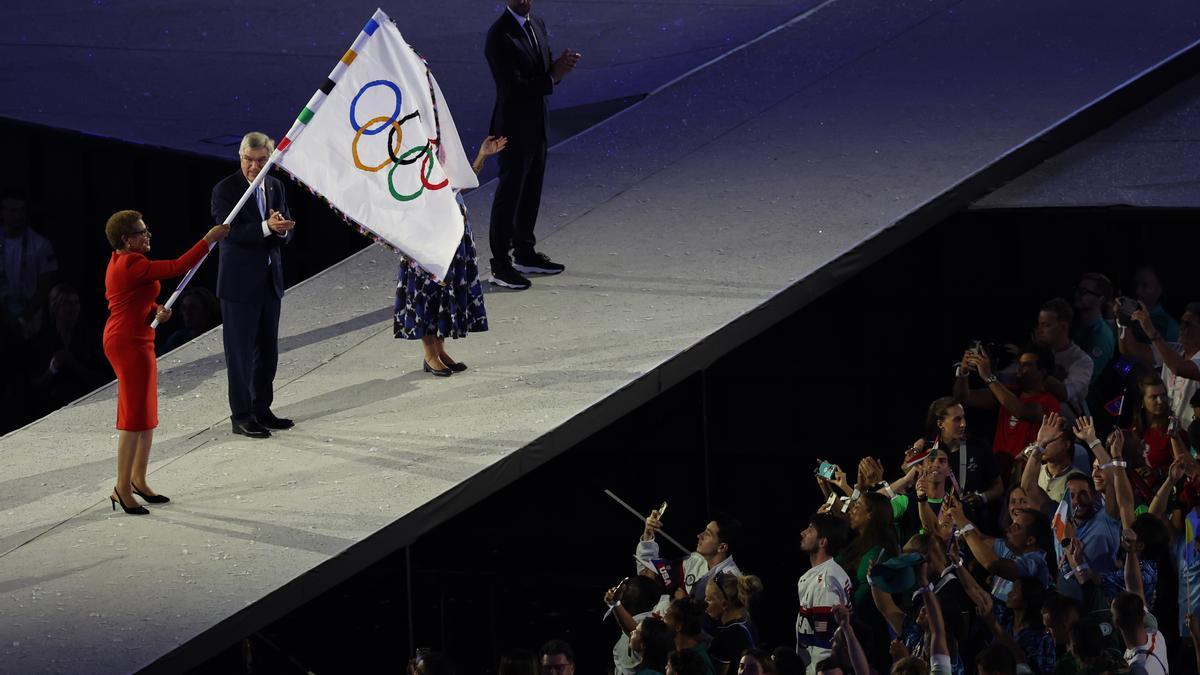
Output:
[
  {"xmin": 489, "ymin": 263, "xmax": 531, "ymax": 290},
  {"xmin": 513, "ymin": 252, "xmax": 565, "ymax": 275}
]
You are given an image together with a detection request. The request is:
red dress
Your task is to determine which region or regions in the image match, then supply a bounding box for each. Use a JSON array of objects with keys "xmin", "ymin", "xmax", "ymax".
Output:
[{"xmin": 103, "ymin": 240, "xmax": 208, "ymax": 430}]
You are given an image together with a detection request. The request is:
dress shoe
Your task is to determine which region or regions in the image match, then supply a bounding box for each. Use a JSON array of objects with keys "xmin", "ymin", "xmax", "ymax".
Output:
[
  {"xmin": 110, "ymin": 489, "xmax": 149, "ymax": 515},
  {"xmin": 443, "ymin": 360, "xmax": 468, "ymax": 373},
  {"xmin": 232, "ymin": 420, "xmax": 271, "ymax": 438},
  {"xmin": 256, "ymin": 411, "xmax": 295, "ymax": 430},
  {"xmin": 131, "ymin": 483, "xmax": 170, "ymax": 504},
  {"xmin": 423, "ymin": 360, "xmax": 453, "ymax": 377}
]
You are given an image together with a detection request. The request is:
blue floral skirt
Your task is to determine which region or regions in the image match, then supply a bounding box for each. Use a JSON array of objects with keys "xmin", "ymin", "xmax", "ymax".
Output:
[{"xmin": 393, "ymin": 214, "xmax": 488, "ymax": 340}]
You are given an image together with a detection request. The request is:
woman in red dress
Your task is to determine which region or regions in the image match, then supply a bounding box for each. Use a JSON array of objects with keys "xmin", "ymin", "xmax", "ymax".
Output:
[{"xmin": 103, "ymin": 210, "xmax": 228, "ymax": 514}]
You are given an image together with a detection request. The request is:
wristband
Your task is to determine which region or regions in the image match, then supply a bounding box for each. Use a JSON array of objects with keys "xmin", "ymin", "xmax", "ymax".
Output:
[
  {"xmin": 850, "ymin": 488, "xmax": 862, "ymax": 501},
  {"xmin": 1088, "ymin": 439, "xmax": 1102, "ymax": 450},
  {"xmin": 984, "ymin": 374, "xmax": 998, "ymax": 385},
  {"xmin": 1071, "ymin": 563, "xmax": 1090, "ymax": 578},
  {"xmin": 955, "ymin": 523, "xmax": 976, "ymax": 537},
  {"xmin": 916, "ymin": 495, "xmax": 929, "ymax": 503},
  {"xmin": 918, "ymin": 583, "xmax": 935, "ymax": 594},
  {"xmin": 883, "ymin": 484, "xmax": 896, "ymax": 498},
  {"xmin": 1101, "ymin": 461, "xmax": 1128, "ymax": 470}
]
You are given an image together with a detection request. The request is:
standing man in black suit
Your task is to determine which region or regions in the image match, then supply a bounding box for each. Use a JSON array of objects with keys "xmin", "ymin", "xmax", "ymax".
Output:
[
  {"xmin": 212, "ymin": 132, "xmax": 295, "ymax": 438},
  {"xmin": 485, "ymin": 0, "xmax": 580, "ymax": 290}
]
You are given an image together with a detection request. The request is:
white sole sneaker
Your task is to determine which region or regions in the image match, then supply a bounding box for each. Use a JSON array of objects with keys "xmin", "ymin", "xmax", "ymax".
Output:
[
  {"xmin": 489, "ymin": 274, "xmax": 531, "ymax": 290},
  {"xmin": 513, "ymin": 263, "xmax": 564, "ymax": 275}
]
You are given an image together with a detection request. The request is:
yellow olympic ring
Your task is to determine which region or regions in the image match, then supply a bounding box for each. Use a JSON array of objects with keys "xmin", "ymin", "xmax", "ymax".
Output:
[{"xmin": 351, "ymin": 115, "xmax": 403, "ymax": 172}]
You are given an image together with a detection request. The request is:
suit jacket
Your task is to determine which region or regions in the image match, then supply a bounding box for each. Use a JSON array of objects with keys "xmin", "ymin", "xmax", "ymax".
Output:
[
  {"xmin": 485, "ymin": 11, "xmax": 553, "ymax": 143},
  {"xmin": 211, "ymin": 171, "xmax": 292, "ymax": 304}
]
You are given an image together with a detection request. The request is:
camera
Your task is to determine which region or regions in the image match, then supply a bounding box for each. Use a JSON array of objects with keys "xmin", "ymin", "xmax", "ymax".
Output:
[{"xmin": 1116, "ymin": 296, "xmax": 1140, "ymax": 326}]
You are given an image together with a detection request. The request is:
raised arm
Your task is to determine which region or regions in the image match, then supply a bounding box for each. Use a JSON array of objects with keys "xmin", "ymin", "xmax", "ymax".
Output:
[
  {"xmin": 1075, "ymin": 417, "xmax": 1122, "ymax": 520},
  {"xmin": 954, "ymin": 351, "xmax": 998, "ymax": 410},
  {"xmin": 832, "ymin": 603, "xmax": 870, "ymax": 675},
  {"xmin": 916, "ymin": 562, "xmax": 950, "ymax": 660},
  {"xmin": 868, "ymin": 559, "xmax": 906, "ymax": 634},
  {"xmin": 1106, "ymin": 430, "xmax": 1137, "ymax": 530},
  {"xmin": 970, "ymin": 352, "xmax": 1043, "ymax": 422},
  {"xmin": 944, "ymin": 499, "xmax": 1010, "ymax": 578},
  {"xmin": 1134, "ymin": 304, "xmax": 1200, "ymax": 380},
  {"xmin": 1019, "ymin": 414, "xmax": 1064, "ymax": 513},
  {"xmin": 1150, "ymin": 459, "xmax": 1188, "ymax": 520}
]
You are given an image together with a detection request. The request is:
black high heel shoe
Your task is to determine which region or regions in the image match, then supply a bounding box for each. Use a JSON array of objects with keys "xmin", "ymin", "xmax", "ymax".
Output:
[
  {"xmin": 110, "ymin": 489, "xmax": 149, "ymax": 515},
  {"xmin": 131, "ymin": 483, "xmax": 170, "ymax": 504},
  {"xmin": 423, "ymin": 360, "xmax": 453, "ymax": 377}
]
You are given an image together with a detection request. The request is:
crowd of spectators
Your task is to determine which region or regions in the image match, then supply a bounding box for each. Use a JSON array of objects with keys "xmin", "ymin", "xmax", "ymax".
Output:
[
  {"xmin": 585, "ymin": 269, "xmax": 1200, "ymax": 675},
  {"xmin": 0, "ymin": 188, "xmax": 221, "ymax": 435}
]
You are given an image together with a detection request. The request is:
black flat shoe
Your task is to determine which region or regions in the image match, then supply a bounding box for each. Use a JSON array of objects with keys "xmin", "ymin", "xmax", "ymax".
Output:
[
  {"xmin": 442, "ymin": 360, "xmax": 467, "ymax": 373},
  {"xmin": 110, "ymin": 489, "xmax": 149, "ymax": 515},
  {"xmin": 256, "ymin": 411, "xmax": 295, "ymax": 430},
  {"xmin": 232, "ymin": 420, "xmax": 271, "ymax": 438},
  {"xmin": 423, "ymin": 360, "xmax": 453, "ymax": 377},
  {"xmin": 131, "ymin": 484, "xmax": 170, "ymax": 504}
]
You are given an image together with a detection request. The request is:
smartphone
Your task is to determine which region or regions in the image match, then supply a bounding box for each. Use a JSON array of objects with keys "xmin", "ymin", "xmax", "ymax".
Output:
[
  {"xmin": 816, "ymin": 460, "xmax": 839, "ymax": 480},
  {"xmin": 657, "ymin": 501, "xmax": 668, "ymax": 519},
  {"xmin": 1116, "ymin": 296, "xmax": 1140, "ymax": 324},
  {"xmin": 1168, "ymin": 417, "xmax": 1179, "ymax": 437}
]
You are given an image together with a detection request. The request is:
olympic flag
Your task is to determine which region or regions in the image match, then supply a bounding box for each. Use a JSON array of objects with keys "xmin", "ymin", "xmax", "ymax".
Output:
[{"xmin": 275, "ymin": 8, "xmax": 478, "ymax": 279}]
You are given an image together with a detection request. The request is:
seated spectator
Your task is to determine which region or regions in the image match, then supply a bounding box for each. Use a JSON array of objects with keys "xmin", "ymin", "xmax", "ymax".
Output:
[
  {"xmin": 1131, "ymin": 265, "xmax": 1179, "ymax": 344},
  {"xmin": 638, "ymin": 509, "xmax": 742, "ymax": 604},
  {"xmin": 608, "ymin": 576, "xmax": 670, "ymax": 675},
  {"xmin": 498, "ymin": 649, "xmax": 539, "ymax": 675},
  {"xmin": 1064, "ymin": 617, "xmax": 1126, "ymax": 675},
  {"xmin": 925, "ymin": 397, "xmax": 1002, "ymax": 514},
  {"xmin": 1121, "ymin": 300, "xmax": 1200, "ymax": 431},
  {"xmin": 797, "ymin": 513, "xmax": 853, "ymax": 672},
  {"xmin": 1005, "ymin": 578, "xmax": 1054, "ymax": 675},
  {"xmin": 771, "ymin": 648, "xmax": 804, "ymax": 675},
  {"xmin": 737, "ymin": 648, "xmax": 776, "ymax": 675},
  {"xmin": 1072, "ymin": 273, "xmax": 1117, "ymax": 384},
  {"xmin": 1127, "ymin": 374, "xmax": 1189, "ymax": 472},
  {"xmin": 1110, "ymin": 592, "xmax": 1168, "ymax": 675},
  {"xmin": 160, "ymin": 287, "xmax": 221, "ymax": 354},
  {"xmin": 29, "ymin": 283, "xmax": 109, "ymax": 412},
  {"xmin": 663, "ymin": 598, "xmax": 715, "ymax": 675},
  {"xmin": 630, "ymin": 616, "xmax": 673, "ymax": 675},
  {"xmin": 943, "ymin": 499, "xmax": 1051, "ymax": 607},
  {"xmin": 0, "ymin": 188, "xmax": 59, "ymax": 332},
  {"xmin": 540, "ymin": 640, "xmax": 575, "ymax": 675},
  {"xmin": 974, "ymin": 642, "xmax": 1016, "ymax": 675},
  {"xmin": 1038, "ymin": 594, "xmax": 1081, "ymax": 674},
  {"xmin": 1033, "ymin": 298, "xmax": 1093, "ymax": 420},
  {"xmin": 955, "ymin": 344, "xmax": 1060, "ymax": 481},
  {"xmin": 1019, "ymin": 413, "xmax": 1091, "ymax": 509},
  {"xmin": 706, "ymin": 573, "xmax": 763, "ymax": 675},
  {"xmin": 668, "ymin": 649, "xmax": 709, "ymax": 675}
]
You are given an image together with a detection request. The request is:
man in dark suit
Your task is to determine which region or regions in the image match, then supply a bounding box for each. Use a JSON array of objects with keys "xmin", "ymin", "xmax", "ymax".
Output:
[
  {"xmin": 485, "ymin": 0, "xmax": 580, "ymax": 290},
  {"xmin": 212, "ymin": 132, "xmax": 295, "ymax": 438}
]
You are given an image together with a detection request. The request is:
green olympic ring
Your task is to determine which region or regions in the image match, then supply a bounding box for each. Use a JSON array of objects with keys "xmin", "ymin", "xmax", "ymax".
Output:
[{"xmin": 387, "ymin": 143, "xmax": 433, "ymax": 202}]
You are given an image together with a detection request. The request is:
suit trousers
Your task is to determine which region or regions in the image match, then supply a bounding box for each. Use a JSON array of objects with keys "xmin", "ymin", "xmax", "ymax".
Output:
[
  {"xmin": 221, "ymin": 287, "xmax": 281, "ymax": 422},
  {"xmin": 489, "ymin": 138, "xmax": 547, "ymax": 264}
]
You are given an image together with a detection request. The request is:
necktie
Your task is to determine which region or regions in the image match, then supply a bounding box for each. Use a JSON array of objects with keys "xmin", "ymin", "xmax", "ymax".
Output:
[
  {"xmin": 523, "ymin": 19, "xmax": 539, "ymax": 53},
  {"xmin": 256, "ymin": 185, "xmax": 267, "ymax": 219}
]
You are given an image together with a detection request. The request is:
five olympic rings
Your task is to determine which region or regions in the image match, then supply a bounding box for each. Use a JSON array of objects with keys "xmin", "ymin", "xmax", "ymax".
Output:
[{"xmin": 348, "ymin": 80, "xmax": 447, "ymax": 202}]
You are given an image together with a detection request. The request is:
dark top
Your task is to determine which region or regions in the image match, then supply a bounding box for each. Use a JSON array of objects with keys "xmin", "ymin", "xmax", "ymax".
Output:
[
  {"xmin": 211, "ymin": 171, "xmax": 292, "ymax": 304},
  {"xmin": 709, "ymin": 617, "xmax": 757, "ymax": 665},
  {"xmin": 485, "ymin": 10, "xmax": 553, "ymax": 142}
]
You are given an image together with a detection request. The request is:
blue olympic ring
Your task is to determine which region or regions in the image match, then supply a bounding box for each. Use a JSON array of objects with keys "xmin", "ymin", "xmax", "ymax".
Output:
[{"xmin": 349, "ymin": 80, "xmax": 403, "ymax": 136}]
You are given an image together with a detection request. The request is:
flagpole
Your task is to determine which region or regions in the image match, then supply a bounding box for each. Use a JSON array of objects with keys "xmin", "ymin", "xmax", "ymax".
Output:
[
  {"xmin": 150, "ymin": 150, "xmax": 289, "ymax": 328},
  {"xmin": 604, "ymin": 489, "xmax": 691, "ymax": 556}
]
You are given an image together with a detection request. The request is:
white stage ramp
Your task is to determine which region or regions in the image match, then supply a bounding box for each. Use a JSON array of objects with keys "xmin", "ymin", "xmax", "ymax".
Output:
[{"xmin": 3, "ymin": 1, "xmax": 1200, "ymax": 672}]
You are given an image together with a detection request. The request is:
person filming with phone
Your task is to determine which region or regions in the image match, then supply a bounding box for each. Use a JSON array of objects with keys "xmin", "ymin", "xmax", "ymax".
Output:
[{"xmin": 636, "ymin": 507, "xmax": 742, "ymax": 604}]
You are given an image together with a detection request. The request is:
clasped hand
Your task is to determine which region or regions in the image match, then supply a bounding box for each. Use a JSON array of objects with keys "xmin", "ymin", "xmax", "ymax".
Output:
[{"xmin": 268, "ymin": 209, "xmax": 296, "ymax": 235}]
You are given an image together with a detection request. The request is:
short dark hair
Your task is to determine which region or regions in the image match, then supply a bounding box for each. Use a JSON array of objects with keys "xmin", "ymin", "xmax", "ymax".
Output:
[
  {"xmin": 924, "ymin": 396, "xmax": 962, "ymax": 438},
  {"xmin": 668, "ymin": 597, "xmax": 706, "ymax": 637},
  {"xmin": 1042, "ymin": 593, "xmax": 1081, "ymax": 625},
  {"xmin": 1079, "ymin": 272, "xmax": 1113, "ymax": 300},
  {"xmin": 1014, "ymin": 508, "xmax": 1052, "ymax": 553},
  {"xmin": 105, "ymin": 209, "xmax": 144, "ymax": 250},
  {"xmin": 1041, "ymin": 297, "xmax": 1075, "ymax": 325},
  {"xmin": 1020, "ymin": 343, "xmax": 1056, "ymax": 376},
  {"xmin": 636, "ymin": 617, "xmax": 673, "ymax": 672},
  {"xmin": 890, "ymin": 655, "xmax": 929, "ymax": 675},
  {"xmin": 624, "ymin": 575, "xmax": 665, "ymax": 615},
  {"xmin": 810, "ymin": 513, "xmax": 852, "ymax": 557},
  {"xmin": 712, "ymin": 511, "xmax": 743, "ymax": 554},
  {"xmin": 667, "ymin": 648, "xmax": 707, "ymax": 675},
  {"xmin": 1131, "ymin": 512, "xmax": 1170, "ymax": 559},
  {"xmin": 539, "ymin": 640, "xmax": 574, "ymax": 664},
  {"xmin": 1064, "ymin": 472, "xmax": 1096, "ymax": 494},
  {"xmin": 1111, "ymin": 591, "xmax": 1145, "ymax": 633},
  {"xmin": 1069, "ymin": 618, "xmax": 1105, "ymax": 660},
  {"xmin": 976, "ymin": 642, "xmax": 1017, "ymax": 675},
  {"xmin": 771, "ymin": 647, "xmax": 805, "ymax": 675}
]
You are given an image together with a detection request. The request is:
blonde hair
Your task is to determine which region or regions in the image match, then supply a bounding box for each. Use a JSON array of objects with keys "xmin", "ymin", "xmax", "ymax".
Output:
[{"xmin": 714, "ymin": 573, "xmax": 764, "ymax": 610}]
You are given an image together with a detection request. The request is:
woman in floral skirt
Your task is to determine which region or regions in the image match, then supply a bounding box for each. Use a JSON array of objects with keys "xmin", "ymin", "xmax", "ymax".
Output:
[{"xmin": 394, "ymin": 136, "xmax": 506, "ymax": 376}]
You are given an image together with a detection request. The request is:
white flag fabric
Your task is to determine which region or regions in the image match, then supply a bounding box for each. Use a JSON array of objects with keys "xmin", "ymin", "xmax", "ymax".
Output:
[{"xmin": 275, "ymin": 8, "xmax": 478, "ymax": 280}]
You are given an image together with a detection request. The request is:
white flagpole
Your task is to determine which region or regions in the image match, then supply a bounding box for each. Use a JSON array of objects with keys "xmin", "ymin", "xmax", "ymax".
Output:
[{"xmin": 152, "ymin": 134, "xmax": 298, "ymax": 329}]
